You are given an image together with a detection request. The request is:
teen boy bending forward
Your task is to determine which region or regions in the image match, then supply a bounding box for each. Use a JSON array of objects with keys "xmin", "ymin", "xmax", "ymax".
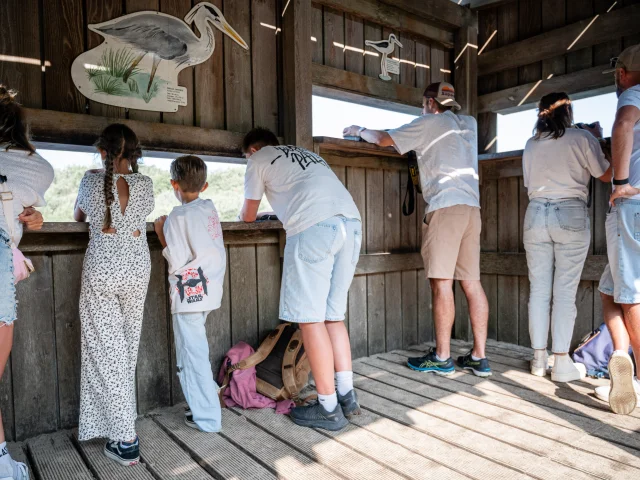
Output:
[
  {"xmin": 239, "ymin": 128, "xmax": 362, "ymax": 431},
  {"xmin": 154, "ymin": 155, "xmax": 226, "ymax": 431}
]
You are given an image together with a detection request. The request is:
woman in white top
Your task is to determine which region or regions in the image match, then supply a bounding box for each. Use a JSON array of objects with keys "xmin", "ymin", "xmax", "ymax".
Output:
[
  {"xmin": 0, "ymin": 85, "xmax": 54, "ymax": 480},
  {"xmin": 523, "ymin": 92, "xmax": 611, "ymax": 382}
]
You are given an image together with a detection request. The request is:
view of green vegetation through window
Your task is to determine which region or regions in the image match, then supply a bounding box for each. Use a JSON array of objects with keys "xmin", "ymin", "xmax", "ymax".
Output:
[{"xmin": 38, "ymin": 156, "xmax": 271, "ymax": 222}]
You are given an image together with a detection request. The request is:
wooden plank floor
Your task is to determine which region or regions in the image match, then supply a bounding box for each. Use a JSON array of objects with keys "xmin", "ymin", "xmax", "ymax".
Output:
[{"xmin": 14, "ymin": 340, "xmax": 640, "ymax": 479}]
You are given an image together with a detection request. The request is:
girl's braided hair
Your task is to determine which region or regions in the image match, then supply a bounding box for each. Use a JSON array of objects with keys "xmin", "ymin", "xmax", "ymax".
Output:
[
  {"xmin": 94, "ymin": 124, "xmax": 142, "ymax": 229},
  {"xmin": 533, "ymin": 92, "xmax": 573, "ymax": 140}
]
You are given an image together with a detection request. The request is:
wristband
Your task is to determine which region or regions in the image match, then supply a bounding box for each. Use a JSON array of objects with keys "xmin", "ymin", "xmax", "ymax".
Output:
[
  {"xmin": 357, "ymin": 127, "xmax": 367, "ymax": 137},
  {"xmin": 613, "ymin": 178, "xmax": 629, "ymax": 186}
]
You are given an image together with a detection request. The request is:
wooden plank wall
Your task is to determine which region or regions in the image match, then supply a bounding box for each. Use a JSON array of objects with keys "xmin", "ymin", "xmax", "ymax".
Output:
[
  {"xmin": 310, "ymin": 3, "xmax": 453, "ymax": 88},
  {"xmin": 326, "ymin": 154, "xmax": 432, "ymax": 359},
  {"xmin": 0, "ymin": 0, "xmax": 281, "ymax": 134}
]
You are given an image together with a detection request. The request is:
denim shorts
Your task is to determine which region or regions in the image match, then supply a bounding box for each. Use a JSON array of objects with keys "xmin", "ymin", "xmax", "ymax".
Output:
[
  {"xmin": 0, "ymin": 228, "xmax": 17, "ymax": 325},
  {"xmin": 280, "ymin": 216, "xmax": 362, "ymax": 323},
  {"xmin": 599, "ymin": 198, "xmax": 640, "ymax": 304}
]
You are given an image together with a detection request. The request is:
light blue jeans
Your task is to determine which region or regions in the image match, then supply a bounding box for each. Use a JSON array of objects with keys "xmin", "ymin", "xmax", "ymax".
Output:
[
  {"xmin": 0, "ymin": 228, "xmax": 16, "ymax": 326},
  {"xmin": 280, "ymin": 215, "xmax": 362, "ymax": 323},
  {"xmin": 523, "ymin": 199, "xmax": 590, "ymax": 353},
  {"xmin": 173, "ymin": 311, "xmax": 221, "ymax": 432},
  {"xmin": 599, "ymin": 198, "xmax": 640, "ymax": 304}
]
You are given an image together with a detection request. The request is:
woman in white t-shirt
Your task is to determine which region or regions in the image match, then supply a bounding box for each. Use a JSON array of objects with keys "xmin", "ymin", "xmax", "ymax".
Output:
[
  {"xmin": 523, "ymin": 92, "xmax": 611, "ymax": 382},
  {"xmin": 0, "ymin": 85, "xmax": 54, "ymax": 479}
]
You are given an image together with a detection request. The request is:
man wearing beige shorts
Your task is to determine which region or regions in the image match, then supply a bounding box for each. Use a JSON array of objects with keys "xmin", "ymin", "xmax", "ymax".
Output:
[{"xmin": 343, "ymin": 82, "xmax": 491, "ymax": 377}]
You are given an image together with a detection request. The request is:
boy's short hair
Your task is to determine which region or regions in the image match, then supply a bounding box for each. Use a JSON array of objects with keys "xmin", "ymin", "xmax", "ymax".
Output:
[
  {"xmin": 242, "ymin": 127, "xmax": 280, "ymax": 153},
  {"xmin": 170, "ymin": 155, "xmax": 207, "ymax": 192}
]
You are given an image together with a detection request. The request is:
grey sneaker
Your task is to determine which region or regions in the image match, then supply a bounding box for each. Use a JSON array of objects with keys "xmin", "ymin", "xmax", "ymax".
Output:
[
  {"xmin": 290, "ymin": 401, "xmax": 348, "ymax": 431},
  {"xmin": 337, "ymin": 389, "xmax": 362, "ymax": 417}
]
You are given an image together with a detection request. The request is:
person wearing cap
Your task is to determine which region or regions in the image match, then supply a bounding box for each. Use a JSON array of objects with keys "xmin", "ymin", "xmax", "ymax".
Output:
[
  {"xmin": 343, "ymin": 82, "xmax": 492, "ymax": 378},
  {"xmin": 593, "ymin": 44, "xmax": 640, "ymax": 415}
]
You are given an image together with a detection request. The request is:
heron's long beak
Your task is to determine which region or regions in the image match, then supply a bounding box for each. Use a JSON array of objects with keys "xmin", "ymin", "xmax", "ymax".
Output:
[
  {"xmin": 218, "ymin": 19, "xmax": 249, "ymax": 50},
  {"xmin": 394, "ymin": 39, "xmax": 404, "ymax": 48}
]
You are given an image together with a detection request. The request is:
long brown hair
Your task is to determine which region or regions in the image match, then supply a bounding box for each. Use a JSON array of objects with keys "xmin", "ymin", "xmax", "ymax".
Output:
[
  {"xmin": 533, "ymin": 92, "xmax": 573, "ymax": 140},
  {"xmin": 94, "ymin": 124, "xmax": 142, "ymax": 229},
  {"xmin": 0, "ymin": 85, "xmax": 35, "ymax": 154}
]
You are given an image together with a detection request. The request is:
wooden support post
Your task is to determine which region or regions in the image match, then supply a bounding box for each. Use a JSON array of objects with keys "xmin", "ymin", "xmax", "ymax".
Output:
[
  {"xmin": 282, "ymin": 0, "xmax": 313, "ymax": 150},
  {"xmin": 454, "ymin": 25, "xmax": 478, "ymax": 117}
]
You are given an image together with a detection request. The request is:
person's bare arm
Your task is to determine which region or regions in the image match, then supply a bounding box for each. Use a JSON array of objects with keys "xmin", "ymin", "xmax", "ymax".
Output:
[
  {"xmin": 239, "ymin": 199, "xmax": 261, "ymax": 222},
  {"xmin": 73, "ymin": 197, "xmax": 86, "ymax": 222},
  {"xmin": 610, "ymin": 105, "xmax": 640, "ymax": 202},
  {"xmin": 154, "ymin": 215, "xmax": 168, "ymax": 248},
  {"xmin": 598, "ymin": 165, "xmax": 612, "ymax": 183},
  {"xmin": 342, "ymin": 125, "xmax": 395, "ymax": 148}
]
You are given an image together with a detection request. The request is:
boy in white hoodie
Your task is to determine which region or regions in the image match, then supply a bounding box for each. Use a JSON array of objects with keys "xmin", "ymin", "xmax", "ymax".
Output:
[{"xmin": 154, "ymin": 155, "xmax": 226, "ymax": 432}]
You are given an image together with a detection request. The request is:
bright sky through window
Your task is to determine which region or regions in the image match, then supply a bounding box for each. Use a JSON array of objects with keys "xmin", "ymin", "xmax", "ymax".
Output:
[{"xmin": 497, "ymin": 91, "xmax": 618, "ymax": 152}]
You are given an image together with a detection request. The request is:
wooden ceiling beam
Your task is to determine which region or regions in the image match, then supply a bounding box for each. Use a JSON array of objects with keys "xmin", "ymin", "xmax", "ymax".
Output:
[
  {"xmin": 24, "ymin": 108, "xmax": 246, "ymax": 157},
  {"xmin": 478, "ymin": 64, "xmax": 615, "ymax": 114},
  {"xmin": 313, "ymin": 0, "xmax": 455, "ymax": 48},
  {"xmin": 378, "ymin": 0, "xmax": 475, "ymax": 29},
  {"xmin": 478, "ymin": 3, "xmax": 638, "ymax": 75}
]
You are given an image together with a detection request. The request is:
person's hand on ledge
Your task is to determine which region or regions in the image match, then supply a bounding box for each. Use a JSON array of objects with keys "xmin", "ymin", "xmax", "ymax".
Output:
[
  {"xmin": 343, "ymin": 125, "xmax": 363, "ymax": 138},
  {"xmin": 19, "ymin": 207, "xmax": 44, "ymax": 230}
]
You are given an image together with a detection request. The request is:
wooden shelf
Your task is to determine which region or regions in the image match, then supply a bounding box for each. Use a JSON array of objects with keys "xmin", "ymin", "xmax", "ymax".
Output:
[{"xmin": 26, "ymin": 221, "xmax": 284, "ymax": 235}]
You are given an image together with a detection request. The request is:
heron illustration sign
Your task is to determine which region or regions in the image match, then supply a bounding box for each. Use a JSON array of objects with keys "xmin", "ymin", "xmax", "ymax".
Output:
[
  {"xmin": 71, "ymin": 2, "xmax": 248, "ymax": 112},
  {"xmin": 365, "ymin": 34, "xmax": 403, "ymax": 81}
]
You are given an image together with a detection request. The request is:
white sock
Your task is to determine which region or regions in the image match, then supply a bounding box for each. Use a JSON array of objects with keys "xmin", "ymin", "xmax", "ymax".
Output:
[
  {"xmin": 471, "ymin": 354, "xmax": 482, "ymax": 361},
  {"xmin": 0, "ymin": 442, "xmax": 10, "ymax": 466},
  {"xmin": 336, "ymin": 371, "xmax": 353, "ymax": 396},
  {"xmin": 318, "ymin": 392, "xmax": 338, "ymax": 412},
  {"xmin": 435, "ymin": 353, "xmax": 447, "ymax": 361}
]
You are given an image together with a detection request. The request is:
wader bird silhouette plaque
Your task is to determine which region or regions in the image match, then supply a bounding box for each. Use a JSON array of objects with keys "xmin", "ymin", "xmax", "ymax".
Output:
[{"xmin": 71, "ymin": 2, "xmax": 248, "ymax": 112}]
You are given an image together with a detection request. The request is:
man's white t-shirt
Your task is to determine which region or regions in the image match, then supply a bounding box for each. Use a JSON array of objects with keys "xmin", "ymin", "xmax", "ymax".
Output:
[
  {"xmin": 162, "ymin": 198, "xmax": 226, "ymax": 314},
  {"xmin": 617, "ymin": 85, "xmax": 640, "ymax": 200},
  {"xmin": 244, "ymin": 145, "xmax": 361, "ymax": 237},
  {"xmin": 387, "ymin": 111, "xmax": 480, "ymax": 214},
  {"xmin": 522, "ymin": 128, "xmax": 609, "ymax": 202}
]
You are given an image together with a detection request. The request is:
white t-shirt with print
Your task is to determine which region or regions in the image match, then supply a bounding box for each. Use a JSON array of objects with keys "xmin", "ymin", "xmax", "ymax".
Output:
[
  {"xmin": 522, "ymin": 128, "xmax": 609, "ymax": 202},
  {"xmin": 617, "ymin": 85, "xmax": 640, "ymax": 200},
  {"xmin": 244, "ymin": 145, "xmax": 361, "ymax": 237},
  {"xmin": 162, "ymin": 198, "xmax": 226, "ymax": 314},
  {"xmin": 387, "ymin": 111, "xmax": 480, "ymax": 214}
]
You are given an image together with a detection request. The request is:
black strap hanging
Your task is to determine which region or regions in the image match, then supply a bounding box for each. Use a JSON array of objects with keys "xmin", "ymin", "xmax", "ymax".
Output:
[{"xmin": 402, "ymin": 151, "xmax": 421, "ymax": 216}]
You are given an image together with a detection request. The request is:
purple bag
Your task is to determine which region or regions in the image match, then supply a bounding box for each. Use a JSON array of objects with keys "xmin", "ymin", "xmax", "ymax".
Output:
[{"xmin": 572, "ymin": 323, "xmax": 634, "ymax": 378}]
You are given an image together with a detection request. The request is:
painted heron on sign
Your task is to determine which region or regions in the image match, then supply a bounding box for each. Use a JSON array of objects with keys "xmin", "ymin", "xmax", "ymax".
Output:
[
  {"xmin": 89, "ymin": 2, "xmax": 248, "ymax": 92},
  {"xmin": 365, "ymin": 33, "xmax": 403, "ymax": 81}
]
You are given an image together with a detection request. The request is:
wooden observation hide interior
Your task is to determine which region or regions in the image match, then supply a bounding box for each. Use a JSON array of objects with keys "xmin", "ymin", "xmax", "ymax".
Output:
[{"xmin": 1, "ymin": 0, "xmax": 639, "ymax": 451}]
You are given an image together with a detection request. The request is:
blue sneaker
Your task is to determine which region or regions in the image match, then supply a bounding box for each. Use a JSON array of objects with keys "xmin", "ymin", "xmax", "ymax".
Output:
[
  {"xmin": 457, "ymin": 351, "xmax": 492, "ymax": 377},
  {"xmin": 407, "ymin": 348, "xmax": 455, "ymax": 375},
  {"xmin": 103, "ymin": 436, "xmax": 140, "ymax": 466}
]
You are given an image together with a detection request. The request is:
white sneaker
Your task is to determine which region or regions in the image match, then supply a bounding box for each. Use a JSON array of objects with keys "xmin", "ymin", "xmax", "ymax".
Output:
[
  {"xmin": 0, "ymin": 460, "xmax": 29, "ymax": 480},
  {"xmin": 551, "ymin": 354, "xmax": 586, "ymax": 382},
  {"xmin": 607, "ymin": 351, "xmax": 638, "ymax": 415},
  {"xmin": 595, "ymin": 381, "xmax": 640, "ymax": 404},
  {"xmin": 530, "ymin": 350, "xmax": 549, "ymax": 377}
]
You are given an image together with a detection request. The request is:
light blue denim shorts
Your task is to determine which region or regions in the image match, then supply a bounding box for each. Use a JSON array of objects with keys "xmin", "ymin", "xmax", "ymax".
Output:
[
  {"xmin": 0, "ymin": 228, "xmax": 17, "ymax": 325},
  {"xmin": 280, "ymin": 215, "xmax": 362, "ymax": 323},
  {"xmin": 599, "ymin": 198, "xmax": 640, "ymax": 304}
]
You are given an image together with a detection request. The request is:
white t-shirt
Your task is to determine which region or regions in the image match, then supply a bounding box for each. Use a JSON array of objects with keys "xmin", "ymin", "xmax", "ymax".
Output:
[
  {"xmin": 522, "ymin": 128, "xmax": 609, "ymax": 202},
  {"xmin": 617, "ymin": 85, "xmax": 640, "ymax": 200},
  {"xmin": 244, "ymin": 145, "xmax": 361, "ymax": 237},
  {"xmin": 0, "ymin": 149, "xmax": 54, "ymax": 245},
  {"xmin": 162, "ymin": 198, "xmax": 226, "ymax": 314},
  {"xmin": 388, "ymin": 111, "xmax": 480, "ymax": 214}
]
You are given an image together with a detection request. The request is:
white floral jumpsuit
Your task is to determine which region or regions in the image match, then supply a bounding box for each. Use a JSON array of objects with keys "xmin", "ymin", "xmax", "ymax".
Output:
[{"xmin": 76, "ymin": 173, "xmax": 154, "ymax": 441}]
